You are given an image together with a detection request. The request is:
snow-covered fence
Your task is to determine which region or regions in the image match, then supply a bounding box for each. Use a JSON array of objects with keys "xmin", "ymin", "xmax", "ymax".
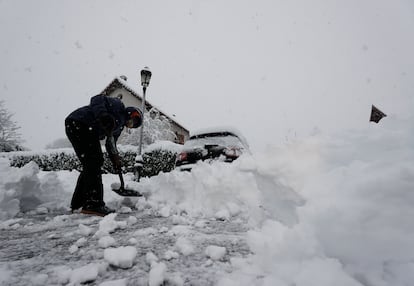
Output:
[{"xmin": 2, "ymin": 143, "xmax": 181, "ymax": 177}]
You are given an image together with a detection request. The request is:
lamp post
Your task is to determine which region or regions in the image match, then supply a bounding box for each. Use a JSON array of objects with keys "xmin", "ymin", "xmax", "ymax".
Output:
[
  {"xmin": 138, "ymin": 66, "xmax": 152, "ymax": 155},
  {"xmin": 135, "ymin": 66, "xmax": 152, "ymax": 181}
]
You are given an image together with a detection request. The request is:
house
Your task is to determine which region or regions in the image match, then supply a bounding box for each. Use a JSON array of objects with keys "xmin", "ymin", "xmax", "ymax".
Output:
[{"xmin": 101, "ymin": 76, "xmax": 189, "ymax": 144}]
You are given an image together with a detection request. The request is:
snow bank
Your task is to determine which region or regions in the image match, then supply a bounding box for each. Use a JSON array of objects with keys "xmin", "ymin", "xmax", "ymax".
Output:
[
  {"xmin": 136, "ymin": 154, "xmax": 304, "ymax": 226},
  {"xmin": 0, "ymin": 159, "xmax": 72, "ymax": 219},
  {"xmin": 218, "ymin": 115, "xmax": 414, "ymax": 286},
  {"xmin": 294, "ymin": 116, "xmax": 414, "ymax": 285},
  {"xmin": 1, "ymin": 114, "xmax": 413, "ymax": 285}
]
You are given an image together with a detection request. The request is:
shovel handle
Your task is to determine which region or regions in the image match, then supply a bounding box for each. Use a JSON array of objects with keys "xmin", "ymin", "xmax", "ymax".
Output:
[{"xmin": 118, "ymin": 171, "xmax": 125, "ymax": 189}]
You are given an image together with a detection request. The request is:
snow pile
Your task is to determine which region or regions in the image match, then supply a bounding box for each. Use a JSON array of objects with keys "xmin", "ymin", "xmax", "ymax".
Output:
[
  {"xmin": 136, "ymin": 155, "xmax": 305, "ymax": 226},
  {"xmin": 220, "ymin": 220, "xmax": 361, "ymax": 286},
  {"xmin": 217, "ymin": 115, "xmax": 414, "ymax": 285},
  {"xmin": 0, "ymin": 159, "xmax": 71, "ymax": 219},
  {"xmin": 0, "ymin": 115, "xmax": 413, "ymax": 285}
]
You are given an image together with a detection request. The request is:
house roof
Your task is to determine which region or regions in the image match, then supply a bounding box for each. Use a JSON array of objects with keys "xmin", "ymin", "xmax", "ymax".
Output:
[{"xmin": 101, "ymin": 76, "xmax": 188, "ymax": 133}]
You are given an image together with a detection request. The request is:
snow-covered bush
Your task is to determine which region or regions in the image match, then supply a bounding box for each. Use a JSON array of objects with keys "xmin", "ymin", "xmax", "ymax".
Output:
[
  {"xmin": 141, "ymin": 149, "xmax": 177, "ymax": 178},
  {"xmin": 140, "ymin": 141, "xmax": 182, "ymax": 178},
  {"xmin": 103, "ymin": 151, "xmax": 137, "ymax": 174},
  {"xmin": 9, "ymin": 151, "xmax": 82, "ymax": 172},
  {"xmin": 6, "ymin": 142, "xmax": 181, "ymax": 177}
]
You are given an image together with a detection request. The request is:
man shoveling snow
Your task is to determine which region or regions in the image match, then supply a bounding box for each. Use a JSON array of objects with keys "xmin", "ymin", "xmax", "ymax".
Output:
[{"xmin": 65, "ymin": 94, "xmax": 143, "ymax": 216}]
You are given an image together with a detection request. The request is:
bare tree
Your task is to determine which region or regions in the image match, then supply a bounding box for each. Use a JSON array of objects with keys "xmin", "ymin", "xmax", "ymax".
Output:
[{"xmin": 0, "ymin": 100, "xmax": 24, "ymax": 152}]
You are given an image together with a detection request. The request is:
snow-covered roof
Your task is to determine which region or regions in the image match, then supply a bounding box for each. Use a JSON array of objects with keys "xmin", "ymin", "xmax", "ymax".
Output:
[{"xmin": 102, "ymin": 76, "xmax": 188, "ymax": 133}]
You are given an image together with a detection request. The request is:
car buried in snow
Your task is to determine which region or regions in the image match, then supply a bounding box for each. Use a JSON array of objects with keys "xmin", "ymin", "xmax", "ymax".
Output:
[{"xmin": 175, "ymin": 127, "xmax": 250, "ymax": 171}]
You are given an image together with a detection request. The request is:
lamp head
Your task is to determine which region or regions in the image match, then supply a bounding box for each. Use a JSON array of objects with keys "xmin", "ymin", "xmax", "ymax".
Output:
[{"xmin": 140, "ymin": 66, "xmax": 152, "ymax": 88}]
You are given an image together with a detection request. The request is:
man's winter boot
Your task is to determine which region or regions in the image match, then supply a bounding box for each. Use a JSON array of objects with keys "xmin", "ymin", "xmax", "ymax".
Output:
[{"xmin": 80, "ymin": 205, "xmax": 115, "ymax": 217}]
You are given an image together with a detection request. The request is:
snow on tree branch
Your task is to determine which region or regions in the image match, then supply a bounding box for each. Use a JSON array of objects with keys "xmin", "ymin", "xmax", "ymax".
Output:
[{"xmin": 0, "ymin": 100, "xmax": 24, "ymax": 152}]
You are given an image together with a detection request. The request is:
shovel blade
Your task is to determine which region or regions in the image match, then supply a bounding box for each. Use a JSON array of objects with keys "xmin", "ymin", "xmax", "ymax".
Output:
[
  {"xmin": 111, "ymin": 172, "xmax": 143, "ymax": 197},
  {"xmin": 112, "ymin": 186, "xmax": 143, "ymax": 197}
]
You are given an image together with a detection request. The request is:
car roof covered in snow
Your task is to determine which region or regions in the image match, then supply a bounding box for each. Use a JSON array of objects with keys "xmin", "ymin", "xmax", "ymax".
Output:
[{"xmin": 189, "ymin": 126, "xmax": 249, "ymax": 148}]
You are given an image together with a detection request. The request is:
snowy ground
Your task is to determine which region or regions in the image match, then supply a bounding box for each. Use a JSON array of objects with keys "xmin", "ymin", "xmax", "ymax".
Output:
[{"xmin": 1, "ymin": 115, "xmax": 414, "ymax": 286}]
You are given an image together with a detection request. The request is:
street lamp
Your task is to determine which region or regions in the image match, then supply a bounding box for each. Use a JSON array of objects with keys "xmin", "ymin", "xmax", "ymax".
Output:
[
  {"xmin": 135, "ymin": 67, "xmax": 152, "ymax": 181},
  {"xmin": 141, "ymin": 66, "xmax": 152, "ymax": 89},
  {"xmin": 138, "ymin": 66, "xmax": 152, "ymax": 155}
]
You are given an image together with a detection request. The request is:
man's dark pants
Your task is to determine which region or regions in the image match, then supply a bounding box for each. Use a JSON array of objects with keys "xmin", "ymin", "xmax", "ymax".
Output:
[{"xmin": 65, "ymin": 118, "xmax": 105, "ymax": 210}]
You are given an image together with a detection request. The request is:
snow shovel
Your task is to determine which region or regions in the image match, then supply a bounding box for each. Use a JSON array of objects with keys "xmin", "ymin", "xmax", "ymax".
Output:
[
  {"xmin": 106, "ymin": 135, "xmax": 142, "ymax": 197},
  {"xmin": 111, "ymin": 170, "xmax": 143, "ymax": 197}
]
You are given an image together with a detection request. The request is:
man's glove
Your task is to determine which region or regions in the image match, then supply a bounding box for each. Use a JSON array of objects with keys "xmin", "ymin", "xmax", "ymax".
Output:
[{"xmin": 98, "ymin": 113, "xmax": 115, "ymax": 136}]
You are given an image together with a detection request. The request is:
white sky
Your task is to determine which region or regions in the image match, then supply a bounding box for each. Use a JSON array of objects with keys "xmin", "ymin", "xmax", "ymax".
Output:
[{"xmin": 1, "ymin": 0, "xmax": 413, "ymax": 151}]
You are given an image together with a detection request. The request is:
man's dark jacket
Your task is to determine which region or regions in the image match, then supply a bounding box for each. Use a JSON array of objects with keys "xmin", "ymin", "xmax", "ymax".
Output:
[{"xmin": 66, "ymin": 95, "xmax": 127, "ymax": 141}]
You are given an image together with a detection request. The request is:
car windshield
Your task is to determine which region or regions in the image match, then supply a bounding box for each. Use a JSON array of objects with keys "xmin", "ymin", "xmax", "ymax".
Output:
[{"xmin": 184, "ymin": 133, "xmax": 245, "ymax": 149}]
